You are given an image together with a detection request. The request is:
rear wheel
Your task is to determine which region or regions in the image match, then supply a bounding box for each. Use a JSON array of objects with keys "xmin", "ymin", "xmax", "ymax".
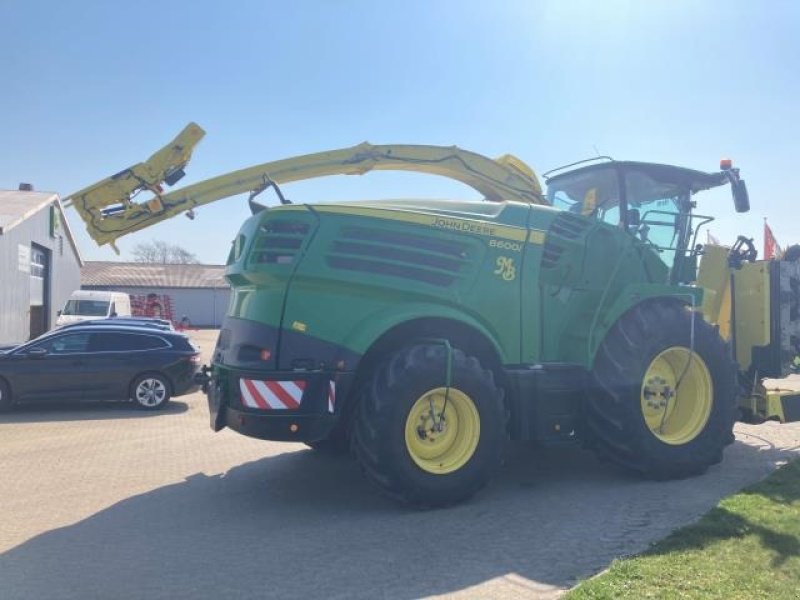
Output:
[
  {"xmin": 352, "ymin": 344, "xmax": 506, "ymax": 508},
  {"xmin": 587, "ymin": 301, "xmax": 737, "ymax": 479},
  {"xmin": 131, "ymin": 373, "xmax": 171, "ymax": 410},
  {"xmin": 0, "ymin": 379, "xmax": 12, "ymax": 412}
]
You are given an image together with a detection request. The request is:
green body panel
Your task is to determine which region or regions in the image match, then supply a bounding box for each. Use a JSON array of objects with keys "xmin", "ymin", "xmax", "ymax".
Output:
[
  {"xmin": 223, "ymin": 198, "xmax": 687, "ymax": 370},
  {"xmin": 249, "ymin": 200, "xmax": 537, "ymax": 365},
  {"xmin": 223, "ymin": 210, "xmax": 312, "ymax": 331},
  {"xmin": 525, "ymin": 207, "xmax": 675, "ymax": 366}
]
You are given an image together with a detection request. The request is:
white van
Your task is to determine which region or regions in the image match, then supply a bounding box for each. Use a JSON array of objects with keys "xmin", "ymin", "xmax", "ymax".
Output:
[{"xmin": 56, "ymin": 291, "xmax": 132, "ymax": 327}]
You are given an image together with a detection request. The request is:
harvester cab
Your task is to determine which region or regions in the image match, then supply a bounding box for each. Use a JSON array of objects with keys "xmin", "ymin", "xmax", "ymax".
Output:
[
  {"xmin": 545, "ymin": 157, "xmax": 799, "ymax": 424},
  {"xmin": 544, "ymin": 158, "xmax": 749, "ymax": 285}
]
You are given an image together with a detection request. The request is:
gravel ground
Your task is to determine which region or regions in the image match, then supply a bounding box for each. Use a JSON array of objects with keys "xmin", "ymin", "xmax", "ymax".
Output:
[{"xmin": 1, "ymin": 329, "xmax": 798, "ymax": 599}]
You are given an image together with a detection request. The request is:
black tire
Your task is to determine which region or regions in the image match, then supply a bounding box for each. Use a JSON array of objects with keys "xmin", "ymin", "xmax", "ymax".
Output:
[
  {"xmin": 587, "ymin": 301, "xmax": 737, "ymax": 479},
  {"xmin": 783, "ymin": 244, "xmax": 800, "ymax": 262},
  {"xmin": 0, "ymin": 378, "xmax": 12, "ymax": 412},
  {"xmin": 130, "ymin": 373, "xmax": 171, "ymax": 410},
  {"xmin": 351, "ymin": 344, "xmax": 506, "ymax": 508}
]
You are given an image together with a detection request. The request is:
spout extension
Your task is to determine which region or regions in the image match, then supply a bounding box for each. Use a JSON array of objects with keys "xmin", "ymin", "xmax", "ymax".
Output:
[{"xmin": 64, "ymin": 122, "xmax": 206, "ymax": 246}]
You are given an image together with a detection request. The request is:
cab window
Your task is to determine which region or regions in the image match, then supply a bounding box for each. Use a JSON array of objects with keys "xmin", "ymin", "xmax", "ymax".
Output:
[
  {"xmin": 547, "ymin": 165, "xmax": 621, "ymax": 227},
  {"xmin": 625, "ymin": 170, "xmax": 688, "ymax": 269}
]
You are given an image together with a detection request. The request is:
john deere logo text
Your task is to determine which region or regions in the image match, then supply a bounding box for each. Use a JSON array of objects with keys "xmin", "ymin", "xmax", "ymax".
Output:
[{"xmin": 432, "ymin": 217, "xmax": 495, "ymax": 237}]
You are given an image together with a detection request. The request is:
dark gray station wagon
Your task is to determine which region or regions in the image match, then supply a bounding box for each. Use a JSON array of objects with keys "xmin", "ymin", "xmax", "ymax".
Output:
[{"xmin": 0, "ymin": 325, "xmax": 200, "ymax": 411}]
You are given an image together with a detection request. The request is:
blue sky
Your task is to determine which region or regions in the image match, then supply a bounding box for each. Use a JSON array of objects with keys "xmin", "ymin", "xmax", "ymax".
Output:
[{"xmin": 2, "ymin": 1, "xmax": 798, "ymax": 263}]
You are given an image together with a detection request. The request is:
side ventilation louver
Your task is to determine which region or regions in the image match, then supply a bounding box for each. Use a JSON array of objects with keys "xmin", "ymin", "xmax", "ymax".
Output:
[
  {"xmin": 541, "ymin": 242, "xmax": 565, "ymax": 269},
  {"xmin": 549, "ymin": 212, "xmax": 588, "ymax": 240},
  {"xmin": 541, "ymin": 213, "xmax": 589, "ymax": 269},
  {"xmin": 251, "ymin": 220, "xmax": 310, "ymax": 265},
  {"xmin": 326, "ymin": 226, "xmax": 470, "ymax": 287}
]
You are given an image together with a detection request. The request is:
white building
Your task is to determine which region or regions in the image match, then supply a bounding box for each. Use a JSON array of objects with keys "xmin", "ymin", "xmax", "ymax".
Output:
[
  {"xmin": 0, "ymin": 188, "xmax": 83, "ymax": 343},
  {"xmin": 81, "ymin": 262, "xmax": 230, "ymax": 327}
]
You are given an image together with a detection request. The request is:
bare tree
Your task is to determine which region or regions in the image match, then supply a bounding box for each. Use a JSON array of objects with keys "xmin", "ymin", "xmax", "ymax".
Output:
[{"xmin": 131, "ymin": 240, "xmax": 199, "ymax": 264}]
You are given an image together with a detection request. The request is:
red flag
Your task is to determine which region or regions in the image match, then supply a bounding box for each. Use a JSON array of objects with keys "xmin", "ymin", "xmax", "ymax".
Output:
[{"xmin": 765, "ymin": 221, "xmax": 779, "ymax": 259}]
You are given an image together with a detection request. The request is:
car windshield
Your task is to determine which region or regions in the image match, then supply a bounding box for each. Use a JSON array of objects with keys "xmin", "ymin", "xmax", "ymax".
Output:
[{"xmin": 62, "ymin": 299, "xmax": 110, "ymax": 316}]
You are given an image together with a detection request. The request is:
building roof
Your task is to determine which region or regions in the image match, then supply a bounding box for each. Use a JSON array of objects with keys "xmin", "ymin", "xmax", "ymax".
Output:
[
  {"xmin": 0, "ymin": 190, "xmax": 83, "ymax": 266},
  {"xmin": 82, "ymin": 261, "xmax": 229, "ymax": 289}
]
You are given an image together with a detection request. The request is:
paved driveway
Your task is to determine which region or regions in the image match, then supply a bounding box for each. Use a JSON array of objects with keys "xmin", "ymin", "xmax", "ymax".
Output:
[{"xmin": 1, "ymin": 330, "xmax": 798, "ymax": 599}]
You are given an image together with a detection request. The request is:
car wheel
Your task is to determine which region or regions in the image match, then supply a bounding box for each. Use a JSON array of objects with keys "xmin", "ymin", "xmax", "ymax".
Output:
[
  {"xmin": 0, "ymin": 378, "xmax": 12, "ymax": 412},
  {"xmin": 131, "ymin": 373, "xmax": 171, "ymax": 410}
]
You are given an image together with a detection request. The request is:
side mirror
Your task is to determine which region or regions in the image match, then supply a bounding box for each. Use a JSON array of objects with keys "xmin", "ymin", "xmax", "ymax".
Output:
[
  {"xmin": 733, "ymin": 179, "xmax": 750, "ymax": 213},
  {"xmin": 627, "ymin": 208, "xmax": 641, "ymax": 228},
  {"xmin": 57, "ymin": 310, "xmax": 62, "ymax": 316},
  {"xmin": 110, "ymin": 312, "xmax": 117, "ymax": 318},
  {"xmin": 26, "ymin": 347, "xmax": 48, "ymax": 358}
]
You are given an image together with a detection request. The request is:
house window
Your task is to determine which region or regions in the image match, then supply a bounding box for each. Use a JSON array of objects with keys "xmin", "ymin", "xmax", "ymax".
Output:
[{"xmin": 30, "ymin": 246, "xmax": 46, "ymax": 278}]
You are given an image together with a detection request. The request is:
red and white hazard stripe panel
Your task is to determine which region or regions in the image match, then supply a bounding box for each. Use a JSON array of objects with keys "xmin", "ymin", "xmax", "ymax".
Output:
[
  {"xmin": 239, "ymin": 379, "xmax": 337, "ymax": 413},
  {"xmin": 240, "ymin": 379, "xmax": 305, "ymax": 410}
]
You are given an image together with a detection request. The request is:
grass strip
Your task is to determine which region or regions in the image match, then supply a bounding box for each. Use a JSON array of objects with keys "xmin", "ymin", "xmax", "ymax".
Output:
[{"xmin": 567, "ymin": 459, "xmax": 800, "ymax": 600}]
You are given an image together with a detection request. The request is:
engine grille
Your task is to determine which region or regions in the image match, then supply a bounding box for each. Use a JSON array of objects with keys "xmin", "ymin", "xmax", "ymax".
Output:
[
  {"xmin": 250, "ymin": 220, "xmax": 310, "ymax": 265},
  {"xmin": 326, "ymin": 226, "xmax": 470, "ymax": 287},
  {"xmin": 549, "ymin": 212, "xmax": 588, "ymax": 240},
  {"xmin": 541, "ymin": 213, "xmax": 589, "ymax": 269}
]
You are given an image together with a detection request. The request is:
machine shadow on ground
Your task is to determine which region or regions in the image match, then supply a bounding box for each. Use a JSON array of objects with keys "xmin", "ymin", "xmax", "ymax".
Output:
[
  {"xmin": 0, "ymin": 400, "xmax": 189, "ymax": 424},
  {"xmin": 1, "ymin": 436, "xmax": 797, "ymax": 600}
]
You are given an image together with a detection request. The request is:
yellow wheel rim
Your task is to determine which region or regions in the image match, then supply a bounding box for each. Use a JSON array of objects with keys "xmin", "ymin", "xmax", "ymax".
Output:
[
  {"xmin": 640, "ymin": 346, "xmax": 713, "ymax": 445},
  {"xmin": 404, "ymin": 387, "xmax": 480, "ymax": 474}
]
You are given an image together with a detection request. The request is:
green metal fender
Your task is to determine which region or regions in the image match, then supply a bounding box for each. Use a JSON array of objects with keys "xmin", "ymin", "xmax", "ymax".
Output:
[
  {"xmin": 341, "ymin": 301, "xmax": 509, "ymax": 366},
  {"xmin": 587, "ymin": 283, "xmax": 704, "ymax": 367}
]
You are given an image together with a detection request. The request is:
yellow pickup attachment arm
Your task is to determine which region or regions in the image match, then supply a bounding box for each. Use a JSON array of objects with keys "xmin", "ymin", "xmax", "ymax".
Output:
[
  {"xmin": 63, "ymin": 122, "xmax": 207, "ymax": 250},
  {"xmin": 64, "ymin": 122, "xmax": 546, "ymax": 250}
]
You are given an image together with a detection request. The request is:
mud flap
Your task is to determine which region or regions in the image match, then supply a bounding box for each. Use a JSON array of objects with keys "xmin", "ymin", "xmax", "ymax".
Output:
[{"xmin": 206, "ymin": 379, "xmax": 227, "ymax": 431}]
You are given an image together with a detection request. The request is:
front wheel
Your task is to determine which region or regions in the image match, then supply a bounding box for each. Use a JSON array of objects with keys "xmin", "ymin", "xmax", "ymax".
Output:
[
  {"xmin": 352, "ymin": 344, "xmax": 506, "ymax": 508},
  {"xmin": 131, "ymin": 373, "xmax": 171, "ymax": 410},
  {"xmin": 587, "ymin": 301, "xmax": 737, "ymax": 479}
]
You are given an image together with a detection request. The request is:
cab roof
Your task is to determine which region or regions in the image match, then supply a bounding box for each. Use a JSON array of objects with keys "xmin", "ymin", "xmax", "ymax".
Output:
[{"xmin": 546, "ymin": 160, "xmax": 728, "ymax": 195}]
